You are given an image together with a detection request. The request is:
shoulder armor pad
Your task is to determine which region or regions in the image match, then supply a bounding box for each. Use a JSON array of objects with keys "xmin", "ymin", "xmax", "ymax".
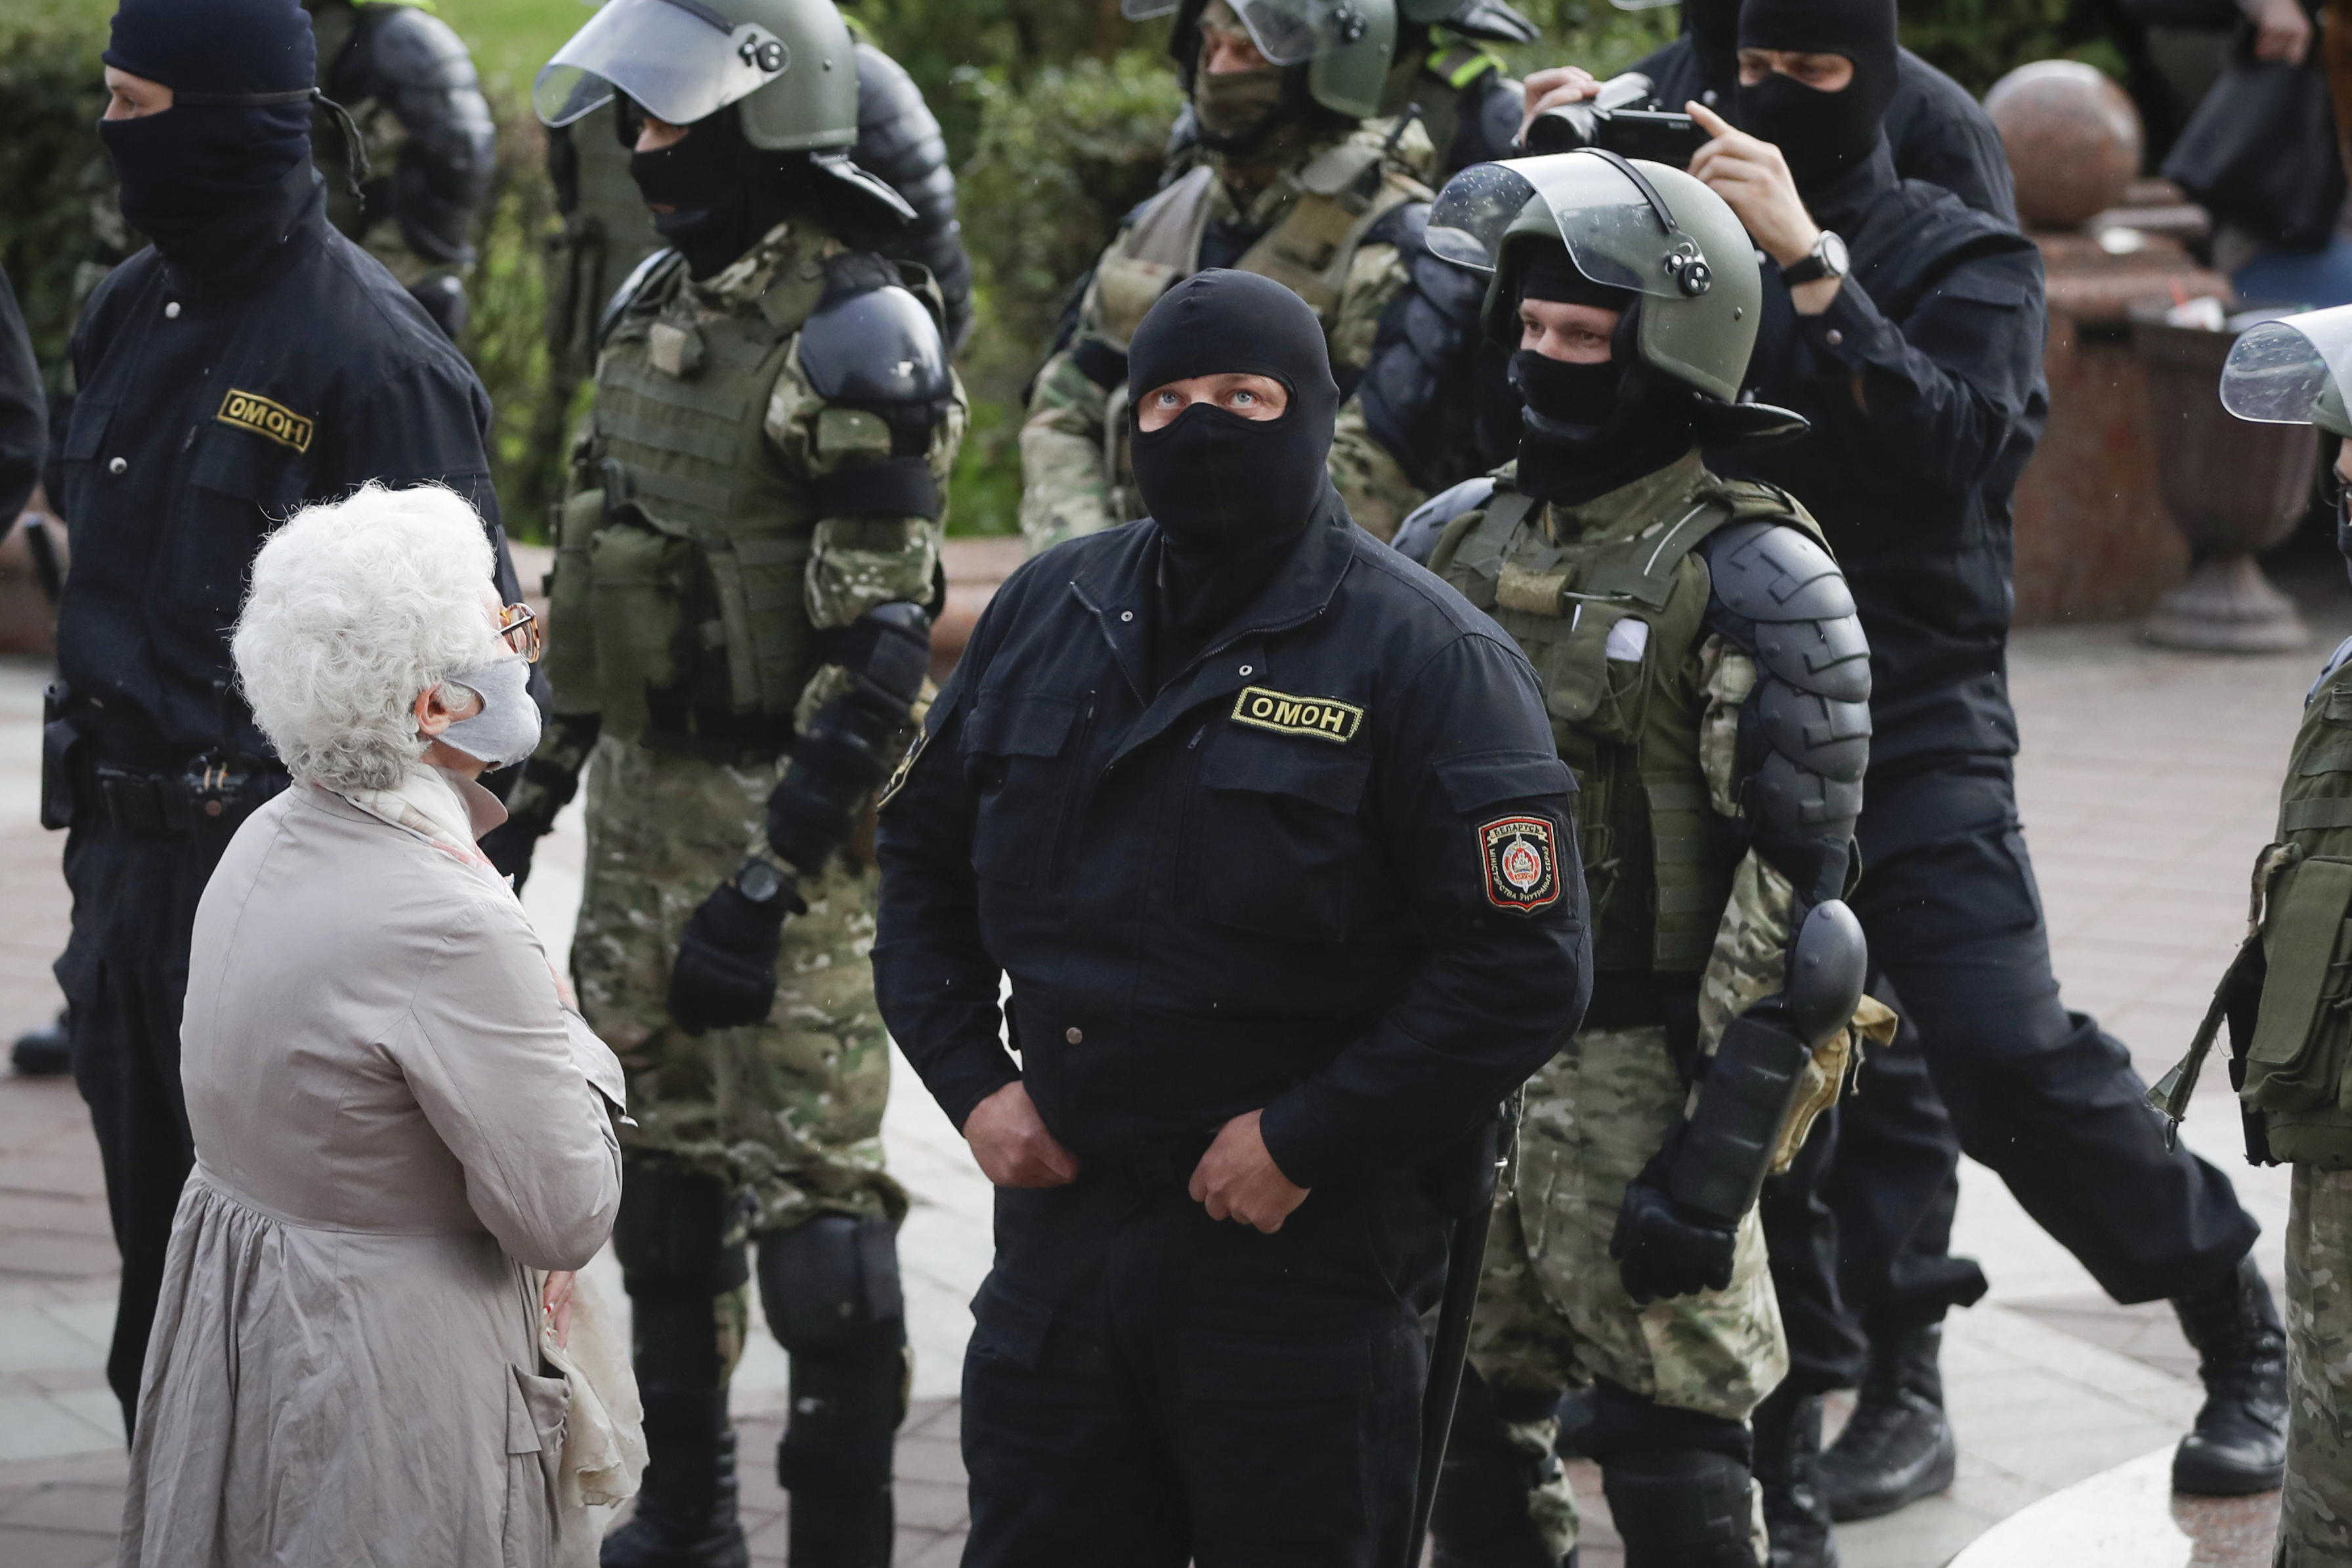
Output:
[
  {"xmin": 800, "ymin": 280, "xmax": 951, "ymax": 405},
  {"xmin": 1743, "ymin": 606, "xmax": 1871, "ymax": 704},
  {"xmin": 356, "ymin": 2, "xmax": 481, "ymax": 91},
  {"xmin": 600, "ymin": 247, "xmax": 683, "ymax": 345},
  {"xmin": 1393, "ymin": 476, "xmax": 1496, "ymax": 565},
  {"xmin": 1701, "ymin": 519, "xmax": 1855, "ymax": 624}
]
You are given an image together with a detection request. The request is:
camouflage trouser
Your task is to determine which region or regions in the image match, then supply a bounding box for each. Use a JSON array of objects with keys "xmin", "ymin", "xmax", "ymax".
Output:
[
  {"xmin": 2280, "ymin": 1162, "xmax": 2352, "ymax": 1566},
  {"xmin": 1469, "ymin": 1025, "xmax": 1788, "ymax": 1557},
  {"xmin": 574, "ymin": 734, "xmax": 905, "ymax": 1239}
]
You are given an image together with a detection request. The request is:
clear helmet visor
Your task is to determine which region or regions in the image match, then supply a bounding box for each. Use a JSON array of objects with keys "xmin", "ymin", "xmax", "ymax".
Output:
[
  {"xmin": 534, "ymin": 0, "xmax": 795, "ymax": 129},
  {"xmin": 2221, "ymin": 308, "xmax": 2352, "ymax": 426},
  {"xmin": 1426, "ymin": 153, "xmax": 1696, "ymax": 297},
  {"xmin": 1118, "ymin": 0, "xmax": 1356, "ymax": 62}
]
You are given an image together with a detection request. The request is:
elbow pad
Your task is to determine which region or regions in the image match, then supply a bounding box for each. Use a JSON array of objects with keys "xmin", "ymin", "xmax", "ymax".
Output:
[
  {"xmin": 765, "ymin": 603, "xmax": 932, "ymax": 875},
  {"xmin": 1669, "ymin": 899, "xmax": 1867, "ymax": 1225},
  {"xmin": 1701, "ymin": 520, "xmax": 1872, "ymax": 903}
]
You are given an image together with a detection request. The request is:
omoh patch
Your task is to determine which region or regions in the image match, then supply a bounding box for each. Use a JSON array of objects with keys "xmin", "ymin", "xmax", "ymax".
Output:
[
  {"xmin": 215, "ymin": 388, "xmax": 314, "ymax": 453},
  {"xmin": 1480, "ymin": 815, "xmax": 1561, "ymax": 913}
]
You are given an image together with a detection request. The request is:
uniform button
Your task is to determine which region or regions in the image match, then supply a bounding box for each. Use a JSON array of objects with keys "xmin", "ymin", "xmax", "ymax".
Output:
[
  {"xmin": 1120, "ymin": 610, "xmax": 1134, "ymax": 622},
  {"xmin": 108, "ymin": 457, "xmax": 127, "ymax": 475},
  {"xmin": 1064, "ymin": 1027, "xmax": 1084, "ymax": 1044},
  {"xmin": 163, "ymin": 301, "xmax": 181, "ymax": 319},
  {"xmin": 1825, "ymin": 329, "xmax": 1845, "ymax": 347},
  {"xmin": 1238, "ymin": 664, "xmax": 1253, "ymax": 676}
]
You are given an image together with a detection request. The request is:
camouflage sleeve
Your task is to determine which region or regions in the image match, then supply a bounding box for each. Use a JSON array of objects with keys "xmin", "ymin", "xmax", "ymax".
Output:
[
  {"xmin": 1018, "ymin": 347, "xmax": 1120, "ymax": 557},
  {"xmin": 1327, "ymin": 240, "xmax": 1426, "ymax": 542},
  {"xmin": 1693, "ymin": 633, "xmax": 1793, "ymax": 1057},
  {"xmin": 765, "ymin": 357, "xmax": 968, "ymax": 733}
]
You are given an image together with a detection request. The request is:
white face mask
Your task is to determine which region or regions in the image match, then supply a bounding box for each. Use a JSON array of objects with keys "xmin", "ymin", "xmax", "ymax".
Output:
[{"xmin": 435, "ymin": 655, "xmax": 543, "ymax": 769}]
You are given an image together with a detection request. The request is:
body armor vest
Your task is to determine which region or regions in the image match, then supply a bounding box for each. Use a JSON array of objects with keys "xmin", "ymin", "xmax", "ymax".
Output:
[
  {"xmin": 1434, "ymin": 463, "xmax": 1820, "ymax": 976},
  {"xmin": 547, "ymin": 248, "xmax": 834, "ymax": 756},
  {"xmin": 2175, "ymin": 656, "xmax": 2352, "ymax": 1166}
]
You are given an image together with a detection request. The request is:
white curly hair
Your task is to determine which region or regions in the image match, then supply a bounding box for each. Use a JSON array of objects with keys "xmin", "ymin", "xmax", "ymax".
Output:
[{"xmin": 232, "ymin": 482, "xmax": 502, "ymax": 793}]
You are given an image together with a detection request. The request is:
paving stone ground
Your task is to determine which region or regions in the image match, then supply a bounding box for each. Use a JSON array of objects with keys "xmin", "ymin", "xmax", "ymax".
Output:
[{"xmin": 1, "ymin": 565, "xmax": 2343, "ymax": 1566}]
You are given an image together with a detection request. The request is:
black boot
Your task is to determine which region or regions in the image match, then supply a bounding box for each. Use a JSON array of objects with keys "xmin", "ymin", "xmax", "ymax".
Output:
[
  {"xmin": 785, "ymin": 1484, "xmax": 893, "ymax": 1567},
  {"xmin": 1601, "ymin": 1449, "xmax": 1761, "ymax": 1568},
  {"xmin": 2170, "ymin": 1255, "xmax": 2288, "ymax": 1495},
  {"xmin": 1752, "ymin": 1386, "xmax": 1838, "ymax": 1568},
  {"xmin": 1818, "ymin": 1319, "xmax": 1956, "ymax": 1522},
  {"xmin": 1430, "ymin": 1370, "xmax": 1573, "ymax": 1568},
  {"xmin": 601, "ymin": 1390, "xmax": 750, "ymax": 1568},
  {"xmin": 10, "ymin": 1010, "xmax": 70, "ymax": 1077}
]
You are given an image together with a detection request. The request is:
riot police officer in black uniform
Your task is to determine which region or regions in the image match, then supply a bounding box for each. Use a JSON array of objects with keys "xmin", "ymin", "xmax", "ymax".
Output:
[
  {"xmin": 47, "ymin": 0, "xmax": 521, "ymax": 1436},
  {"xmin": 875, "ymin": 268, "xmax": 1589, "ymax": 1567}
]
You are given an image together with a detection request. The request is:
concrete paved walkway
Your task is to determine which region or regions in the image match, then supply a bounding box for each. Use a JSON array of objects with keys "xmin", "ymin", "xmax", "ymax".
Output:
[{"xmin": 0, "ymin": 585, "xmax": 2338, "ymax": 1565}]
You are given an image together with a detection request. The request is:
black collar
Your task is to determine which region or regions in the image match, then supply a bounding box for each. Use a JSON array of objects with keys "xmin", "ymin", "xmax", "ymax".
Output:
[
  {"xmin": 1804, "ymin": 137, "xmax": 1898, "ymax": 232},
  {"xmin": 157, "ymin": 163, "xmax": 329, "ymax": 297}
]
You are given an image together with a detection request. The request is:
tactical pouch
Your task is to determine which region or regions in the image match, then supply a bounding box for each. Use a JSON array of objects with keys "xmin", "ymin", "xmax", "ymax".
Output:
[
  {"xmin": 542, "ymin": 488, "xmax": 605, "ymax": 712},
  {"xmin": 2244, "ymin": 854, "xmax": 2352, "ymax": 1117},
  {"xmin": 588, "ymin": 517, "xmax": 702, "ymax": 742}
]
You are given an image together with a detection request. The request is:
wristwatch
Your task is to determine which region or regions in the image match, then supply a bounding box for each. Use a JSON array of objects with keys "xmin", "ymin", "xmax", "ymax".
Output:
[
  {"xmin": 1782, "ymin": 230, "xmax": 1850, "ymax": 286},
  {"xmin": 735, "ymin": 858, "xmax": 790, "ymax": 906}
]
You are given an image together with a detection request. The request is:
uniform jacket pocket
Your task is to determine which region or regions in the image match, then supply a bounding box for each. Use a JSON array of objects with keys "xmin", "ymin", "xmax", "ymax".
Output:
[
  {"xmin": 2249, "ymin": 856, "xmax": 2352, "ymax": 1114},
  {"xmin": 962, "ymin": 691, "xmax": 1082, "ymax": 887},
  {"xmin": 1180, "ymin": 739, "xmax": 1374, "ymax": 939}
]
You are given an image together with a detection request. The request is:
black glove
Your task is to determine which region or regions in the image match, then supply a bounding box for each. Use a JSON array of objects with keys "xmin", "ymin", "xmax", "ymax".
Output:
[
  {"xmin": 1610, "ymin": 1146, "xmax": 1739, "ymax": 1305},
  {"xmin": 666, "ymin": 869, "xmax": 803, "ymax": 1036}
]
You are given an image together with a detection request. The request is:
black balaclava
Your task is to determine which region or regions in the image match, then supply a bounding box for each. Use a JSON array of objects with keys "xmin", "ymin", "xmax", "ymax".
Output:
[
  {"xmin": 1507, "ymin": 242, "xmax": 1697, "ymax": 508},
  {"xmin": 1128, "ymin": 269, "xmax": 1342, "ymax": 676},
  {"xmin": 98, "ymin": 0, "xmax": 316, "ymax": 256},
  {"xmin": 1736, "ymin": 0, "xmax": 1898, "ymax": 194},
  {"xmin": 624, "ymin": 100, "xmax": 807, "ymax": 280}
]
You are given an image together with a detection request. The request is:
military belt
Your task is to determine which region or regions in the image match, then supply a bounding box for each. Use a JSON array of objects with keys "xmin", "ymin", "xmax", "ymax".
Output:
[{"xmin": 77, "ymin": 757, "xmax": 289, "ymax": 837}]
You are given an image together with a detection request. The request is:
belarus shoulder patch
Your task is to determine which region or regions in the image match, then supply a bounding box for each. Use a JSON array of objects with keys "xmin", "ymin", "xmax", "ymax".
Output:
[
  {"xmin": 216, "ymin": 389, "xmax": 314, "ymax": 453},
  {"xmin": 1230, "ymin": 686, "xmax": 1363, "ymax": 744},
  {"xmin": 1480, "ymin": 815, "xmax": 1562, "ymax": 914}
]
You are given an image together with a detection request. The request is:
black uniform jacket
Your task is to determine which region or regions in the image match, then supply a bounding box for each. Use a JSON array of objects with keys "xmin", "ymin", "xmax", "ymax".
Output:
[
  {"xmin": 54, "ymin": 166, "xmax": 515, "ymax": 764},
  {"xmin": 1634, "ymin": 39, "xmax": 2019, "ymax": 224},
  {"xmin": 1717, "ymin": 142, "xmax": 2047, "ymax": 776},
  {"xmin": 874, "ymin": 509, "xmax": 1591, "ymax": 1191}
]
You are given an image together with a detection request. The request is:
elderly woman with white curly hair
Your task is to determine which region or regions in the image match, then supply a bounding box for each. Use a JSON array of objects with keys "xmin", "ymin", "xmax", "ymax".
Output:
[{"xmin": 118, "ymin": 483, "xmax": 629, "ymax": 1568}]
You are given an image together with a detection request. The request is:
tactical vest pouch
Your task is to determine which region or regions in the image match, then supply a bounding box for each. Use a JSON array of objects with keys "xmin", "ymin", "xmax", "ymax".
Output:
[
  {"xmin": 2246, "ymin": 855, "xmax": 2352, "ymax": 1116},
  {"xmin": 588, "ymin": 519, "xmax": 702, "ymax": 742},
  {"xmin": 1532, "ymin": 601, "xmax": 1648, "ymax": 741}
]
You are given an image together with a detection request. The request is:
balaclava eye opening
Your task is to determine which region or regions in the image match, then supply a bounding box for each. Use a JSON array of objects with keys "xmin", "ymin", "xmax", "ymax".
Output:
[
  {"xmin": 97, "ymin": 0, "xmax": 318, "ymax": 255},
  {"xmin": 1734, "ymin": 0, "xmax": 1898, "ymax": 195},
  {"xmin": 1507, "ymin": 240, "xmax": 1700, "ymax": 507},
  {"xmin": 1126, "ymin": 268, "xmax": 1343, "ymax": 679}
]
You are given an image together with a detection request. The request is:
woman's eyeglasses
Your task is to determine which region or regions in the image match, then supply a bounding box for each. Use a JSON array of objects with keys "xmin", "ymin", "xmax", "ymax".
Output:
[{"xmin": 498, "ymin": 603, "xmax": 543, "ymax": 664}]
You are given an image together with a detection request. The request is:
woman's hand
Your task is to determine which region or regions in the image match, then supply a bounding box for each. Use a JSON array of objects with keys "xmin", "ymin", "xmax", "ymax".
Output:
[{"xmin": 542, "ymin": 1269, "xmax": 576, "ymax": 1349}]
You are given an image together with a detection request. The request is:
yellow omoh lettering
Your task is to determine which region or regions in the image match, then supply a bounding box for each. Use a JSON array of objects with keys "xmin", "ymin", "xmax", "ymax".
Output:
[
  {"xmin": 1229, "ymin": 685, "xmax": 1364, "ymax": 744},
  {"xmin": 215, "ymin": 388, "xmax": 314, "ymax": 454}
]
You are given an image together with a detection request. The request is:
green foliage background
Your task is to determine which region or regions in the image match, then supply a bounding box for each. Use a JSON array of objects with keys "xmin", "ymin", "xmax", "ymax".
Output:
[{"xmin": 6, "ymin": 0, "xmax": 2131, "ymax": 538}]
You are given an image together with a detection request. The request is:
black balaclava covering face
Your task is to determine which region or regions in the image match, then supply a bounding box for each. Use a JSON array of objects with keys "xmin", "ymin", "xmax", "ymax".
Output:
[
  {"xmin": 1508, "ymin": 242, "xmax": 1698, "ymax": 508},
  {"xmin": 1736, "ymin": 0, "xmax": 1899, "ymax": 194},
  {"xmin": 1128, "ymin": 269, "xmax": 1342, "ymax": 671},
  {"xmin": 625, "ymin": 101, "xmax": 803, "ymax": 280},
  {"xmin": 98, "ymin": 0, "xmax": 316, "ymax": 252}
]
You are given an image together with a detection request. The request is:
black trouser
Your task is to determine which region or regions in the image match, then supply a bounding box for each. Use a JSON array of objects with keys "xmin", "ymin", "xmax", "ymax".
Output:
[
  {"xmin": 961, "ymin": 1164, "xmax": 1449, "ymax": 1568},
  {"xmin": 1764, "ymin": 759, "xmax": 2259, "ymax": 1386},
  {"xmin": 55, "ymin": 822, "xmax": 221, "ymax": 1435}
]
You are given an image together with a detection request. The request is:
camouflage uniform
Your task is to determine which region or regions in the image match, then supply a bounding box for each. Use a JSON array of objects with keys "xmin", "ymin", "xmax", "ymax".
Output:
[
  {"xmin": 1432, "ymin": 454, "xmax": 1875, "ymax": 1562},
  {"xmin": 2280, "ymin": 1163, "xmax": 2352, "ymax": 1565},
  {"xmin": 1019, "ymin": 116, "xmax": 1438, "ymax": 553},
  {"xmin": 542, "ymin": 220, "xmax": 964, "ymax": 1229}
]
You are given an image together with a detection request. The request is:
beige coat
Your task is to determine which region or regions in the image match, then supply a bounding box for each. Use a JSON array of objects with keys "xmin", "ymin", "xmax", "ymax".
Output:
[{"xmin": 120, "ymin": 776, "xmax": 627, "ymax": 1568}]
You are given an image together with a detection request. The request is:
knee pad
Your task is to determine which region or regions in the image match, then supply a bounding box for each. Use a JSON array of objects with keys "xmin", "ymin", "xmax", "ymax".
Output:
[
  {"xmin": 1581, "ymin": 1377, "xmax": 1751, "ymax": 1467},
  {"xmin": 613, "ymin": 1160, "xmax": 751, "ymax": 1298},
  {"xmin": 756, "ymin": 1213, "xmax": 904, "ymax": 1356},
  {"xmin": 759, "ymin": 1215, "xmax": 908, "ymax": 1496},
  {"xmin": 1601, "ymin": 1449, "xmax": 1759, "ymax": 1567}
]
